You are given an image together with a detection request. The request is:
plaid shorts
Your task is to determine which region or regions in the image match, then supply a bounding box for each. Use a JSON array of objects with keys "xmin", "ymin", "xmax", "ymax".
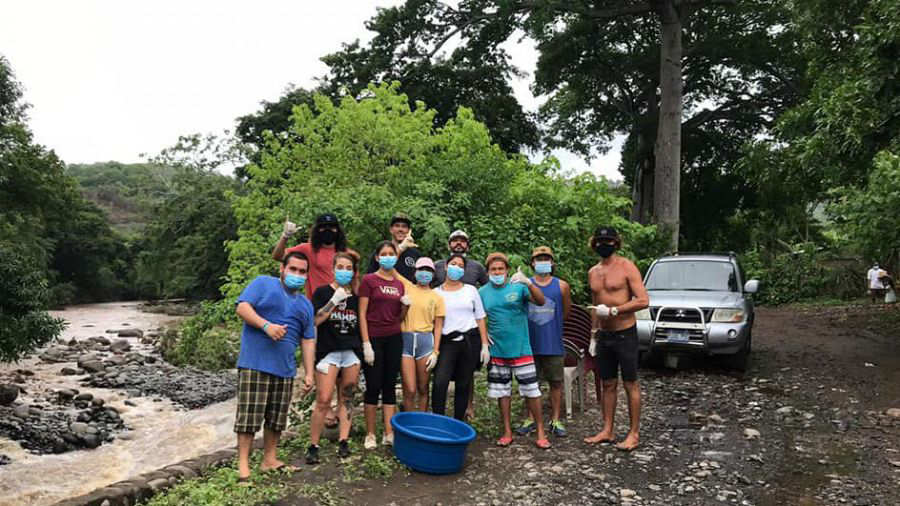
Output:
[
  {"xmin": 487, "ymin": 356, "xmax": 541, "ymax": 399},
  {"xmin": 234, "ymin": 368, "xmax": 294, "ymax": 434}
]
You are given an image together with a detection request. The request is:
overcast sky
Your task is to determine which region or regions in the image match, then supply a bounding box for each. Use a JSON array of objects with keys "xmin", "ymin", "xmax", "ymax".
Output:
[{"xmin": 1, "ymin": 1, "xmax": 622, "ymax": 180}]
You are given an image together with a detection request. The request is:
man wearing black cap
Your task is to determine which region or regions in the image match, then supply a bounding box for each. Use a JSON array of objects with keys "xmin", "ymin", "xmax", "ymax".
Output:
[
  {"xmin": 431, "ymin": 229, "xmax": 489, "ymax": 287},
  {"xmin": 272, "ymin": 213, "xmax": 359, "ymax": 298},
  {"xmin": 366, "ymin": 213, "xmax": 421, "ymax": 282},
  {"xmin": 584, "ymin": 226, "xmax": 649, "ymax": 452}
]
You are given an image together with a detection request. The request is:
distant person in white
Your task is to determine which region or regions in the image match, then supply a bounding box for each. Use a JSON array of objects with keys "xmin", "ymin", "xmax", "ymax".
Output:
[{"xmin": 867, "ymin": 263, "xmax": 886, "ymax": 303}]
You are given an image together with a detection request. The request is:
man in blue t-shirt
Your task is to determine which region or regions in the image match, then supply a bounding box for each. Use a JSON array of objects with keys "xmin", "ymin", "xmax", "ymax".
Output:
[
  {"xmin": 516, "ymin": 246, "xmax": 572, "ymax": 438},
  {"xmin": 479, "ymin": 252, "xmax": 551, "ymax": 449},
  {"xmin": 234, "ymin": 252, "xmax": 316, "ymax": 482}
]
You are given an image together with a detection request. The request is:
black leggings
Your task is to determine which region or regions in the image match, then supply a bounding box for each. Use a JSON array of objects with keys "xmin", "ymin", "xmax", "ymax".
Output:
[
  {"xmin": 431, "ymin": 331, "xmax": 476, "ymax": 420},
  {"xmin": 362, "ymin": 333, "xmax": 403, "ymax": 405}
]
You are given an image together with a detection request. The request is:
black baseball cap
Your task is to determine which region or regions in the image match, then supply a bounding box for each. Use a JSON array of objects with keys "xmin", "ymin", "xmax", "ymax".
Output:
[
  {"xmin": 594, "ymin": 226, "xmax": 619, "ymax": 240},
  {"xmin": 315, "ymin": 213, "xmax": 339, "ymax": 227},
  {"xmin": 390, "ymin": 213, "xmax": 411, "ymax": 226}
]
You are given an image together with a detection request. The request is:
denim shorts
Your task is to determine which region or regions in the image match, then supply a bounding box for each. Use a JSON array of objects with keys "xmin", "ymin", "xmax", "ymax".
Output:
[
  {"xmin": 401, "ymin": 332, "xmax": 434, "ymax": 360},
  {"xmin": 315, "ymin": 349, "xmax": 360, "ymax": 374}
]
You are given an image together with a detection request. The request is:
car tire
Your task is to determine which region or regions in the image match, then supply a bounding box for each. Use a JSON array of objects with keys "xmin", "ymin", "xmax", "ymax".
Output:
[
  {"xmin": 640, "ymin": 349, "xmax": 663, "ymax": 369},
  {"xmin": 726, "ymin": 331, "xmax": 751, "ymax": 372}
]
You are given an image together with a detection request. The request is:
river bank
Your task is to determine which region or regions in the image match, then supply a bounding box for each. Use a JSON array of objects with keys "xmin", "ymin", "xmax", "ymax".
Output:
[{"xmin": 0, "ymin": 301, "xmax": 239, "ymax": 506}]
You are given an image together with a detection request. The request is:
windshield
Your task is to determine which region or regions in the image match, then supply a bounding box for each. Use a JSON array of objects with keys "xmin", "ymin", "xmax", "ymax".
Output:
[{"xmin": 645, "ymin": 260, "xmax": 739, "ymax": 292}]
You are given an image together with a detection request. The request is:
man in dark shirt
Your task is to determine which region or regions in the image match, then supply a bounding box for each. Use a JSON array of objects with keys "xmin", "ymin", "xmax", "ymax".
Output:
[
  {"xmin": 431, "ymin": 229, "xmax": 489, "ymax": 287},
  {"xmin": 366, "ymin": 213, "xmax": 421, "ymax": 282}
]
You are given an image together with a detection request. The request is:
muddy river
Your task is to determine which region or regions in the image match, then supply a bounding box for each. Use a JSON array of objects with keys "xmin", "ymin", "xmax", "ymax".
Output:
[{"xmin": 0, "ymin": 302, "xmax": 237, "ymax": 506}]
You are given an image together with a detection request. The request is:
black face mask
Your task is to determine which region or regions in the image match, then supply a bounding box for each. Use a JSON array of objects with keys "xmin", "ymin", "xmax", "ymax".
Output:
[
  {"xmin": 595, "ymin": 243, "xmax": 616, "ymax": 258},
  {"xmin": 318, "ymin": 229, "xmax": 337, "ymax": 244}
]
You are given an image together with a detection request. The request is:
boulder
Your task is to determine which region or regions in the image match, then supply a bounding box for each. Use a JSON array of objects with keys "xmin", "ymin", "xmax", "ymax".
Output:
[
  {"xmin": 110, "ymin": 340, "xmax": 132, "ymax": 353},
  {"xmin": 80, "ymin": 361, "xmax": 106, "ymax": 373},
  {"xmin": 60, "ymin": 367, "xmax": 78, "ymax": 376},
  {"xmin": 57, "ymin": 389, "xmax": 77, "ymax": 402},
  {"xmin": 0, "ymin": 384, "xmax": 19, "ymax": 406},
  {"xmin": 117, "ymin": 329, "xmax": 144, "ymax": 338}
]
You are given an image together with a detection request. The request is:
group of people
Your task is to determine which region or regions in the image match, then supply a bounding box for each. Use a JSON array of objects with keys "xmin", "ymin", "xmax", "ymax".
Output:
[{"xmin": 231, "ymin": 212, "xmax": 649, "ymax": 482}]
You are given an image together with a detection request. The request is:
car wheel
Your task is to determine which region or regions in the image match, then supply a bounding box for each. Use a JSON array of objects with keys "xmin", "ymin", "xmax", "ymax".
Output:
[
  {"xmin": 726, "ymin": 331, "xmax": 751, "ymax": 372},
  {"xmin": 640, "ymin": 349, "xmax": 663, "ymax": 369}
]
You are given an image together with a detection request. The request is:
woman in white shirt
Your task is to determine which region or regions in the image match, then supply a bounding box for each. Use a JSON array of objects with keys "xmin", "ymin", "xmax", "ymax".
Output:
[{"xmin": 431, "ymin": 253, "xmax": 490, "ymax": 420}]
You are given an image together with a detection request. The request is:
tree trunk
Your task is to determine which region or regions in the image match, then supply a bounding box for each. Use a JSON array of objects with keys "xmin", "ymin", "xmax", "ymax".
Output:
[{"xmin": 652, "ymin": 0, "xmax": 683, "ymax": 250}]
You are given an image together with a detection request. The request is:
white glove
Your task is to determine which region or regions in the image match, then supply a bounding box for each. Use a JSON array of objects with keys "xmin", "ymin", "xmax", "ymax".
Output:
[
  {"xmin": 591, "ymin": 304, "xmax": 611, "ymax": 318},
  {"xmin": 509, "ymin": 266, "xmax": 532, "ymax": 285},
  {"xmin": 330, "ymin": 287, "xmax": 350, "ymax": 306},
  {"xmin": 398, "ymin": 231, "xmax": 418, "ymax": 253},
  {"xmin": 282, "ymin": 218, "xmax": 298, "ymax": 239},
  {"xmin": 363, "ymin": 341, "xmax": 375, "ymax": 366},
  {"xmin": 589, "ymin": 337, "xmax": 599, "ymax": 357},
  {"xmin": 425, "ymin": 351, "xmax": 439, "ymax": 372},
  {"xmin": 400, "ymin": 295, "xmax": 412, "ymax": 306},
  {"xmin": 480, "ymin": 346, "xmax": 491, "ymax": 368}
]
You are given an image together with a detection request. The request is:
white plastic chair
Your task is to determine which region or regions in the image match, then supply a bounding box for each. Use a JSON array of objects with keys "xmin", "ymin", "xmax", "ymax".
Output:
[{"xmin": 563, "ymin": 341, "xmax": 586, "ymax": 418}]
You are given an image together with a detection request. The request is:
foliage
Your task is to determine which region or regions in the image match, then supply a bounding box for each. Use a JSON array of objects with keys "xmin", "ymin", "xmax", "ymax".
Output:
[
  {"xmin": 828, "ymin": 152, "xmax": 900, "ymax": 271},
  {"xmin": 741, "ymin": 246, "xmax": 860, "ymax": 305},
  {"xmin": 0, "ymin": 244, "xmax": 66, "ymax": 362},
  {"xmin": 222, "ymin": 83, "xmax": 659, "ymax": 306},
  {"xmin": 140, "ymin": 461, "xmax": 285, "ymax": 506},
  {"xmin": 163, "ymin": 301, "xmax": 241, "ymax": 370}
]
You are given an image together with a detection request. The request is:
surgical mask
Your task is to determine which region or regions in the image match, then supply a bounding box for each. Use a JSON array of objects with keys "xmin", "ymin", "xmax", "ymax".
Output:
[
  {"xmin": 489, "ymin": 274, "xmax": 506, "ymax": 285},
  {"xmin": 318, "ymin": 229, "xmax": 337, "ymax": 244},
  {"xmin": 284, "ymin": 274, "xmax": 306, "ymax": 290},
  {"xmin": 447, "ymin": 265, "xmax": 465, "ymax": 281},
  {"xmin": 595, "ymin": 243, "xmax": 616, "ymax": 258},
  {"xmin": 415, "ymin": 270, "xmax": 433, "ymax": 285},
  {"xmin": 534, "ymin": 261, "xmax": 552, "ymax": 274},
  {"xmin": 334, "ymin": 270, "xmax": 353, "ymax": 286},
  {"xmin": 378, "ymin": 255, "xmax": 398, "ymax": 270}
]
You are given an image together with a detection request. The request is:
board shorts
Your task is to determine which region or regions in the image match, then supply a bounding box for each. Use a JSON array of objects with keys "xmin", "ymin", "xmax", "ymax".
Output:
[
  {"xmin": 234, "ymin": 368, "xmax": 293, "ymax": 433},
  {"xmin": 487, "ymin": 356, "xmax": 541, "ymax": 398},
  {"xmin": 594, "ymin": 325, "xmax": 639, "ymax": 382}
]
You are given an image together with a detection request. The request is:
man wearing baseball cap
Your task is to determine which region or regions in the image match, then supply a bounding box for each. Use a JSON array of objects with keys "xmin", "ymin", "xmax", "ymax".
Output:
[
  {"xmin": 584, "ymin": 226, "xmax": 649, "ymax": 452},
  {"xmin": 366, "ymin": 213, "xmax": 421, "ymax": 283},
  {"xmin": 271, "ymin": 213, "xmax": 359, "ymax": 298},
  {"xmin": 431, "ymin": 230, "xmax": 489, "ymax": 287},
  {"xmin": 516, "ymin": 246, "xmax": 572, "ymax": 438}
]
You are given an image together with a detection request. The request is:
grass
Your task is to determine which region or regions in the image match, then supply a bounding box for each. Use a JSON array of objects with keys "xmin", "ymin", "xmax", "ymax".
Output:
[{"xmin": 140, "ymin": 456, "xmax": 286, "ymax": 506}]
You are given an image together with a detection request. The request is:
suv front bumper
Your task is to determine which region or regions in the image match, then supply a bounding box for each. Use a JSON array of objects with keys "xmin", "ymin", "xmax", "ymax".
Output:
[{"xmin": 636, "ymin": 312, "xmax": 750, "ymax": 356}]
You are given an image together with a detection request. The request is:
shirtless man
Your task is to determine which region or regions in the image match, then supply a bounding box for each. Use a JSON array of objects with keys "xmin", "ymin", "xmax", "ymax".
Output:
[{"xmin": 583, "ymin": 226, "xmax": 649, "ymax": 451}]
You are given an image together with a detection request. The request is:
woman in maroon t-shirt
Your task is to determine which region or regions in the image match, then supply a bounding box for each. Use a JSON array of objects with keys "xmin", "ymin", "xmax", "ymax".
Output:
[{"xmin": 359, "ymin": 240, "xmax": 410, "ymax": 449}]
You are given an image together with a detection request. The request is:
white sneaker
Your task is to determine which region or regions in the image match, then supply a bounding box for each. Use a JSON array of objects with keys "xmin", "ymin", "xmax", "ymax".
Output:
[
  {"xmin": 382, "ymin": 432, "xmax": 394, "ymax": 447},
  {"xmin": 364, "ymin": 433, "xmax": 377, "ymax": 450}
]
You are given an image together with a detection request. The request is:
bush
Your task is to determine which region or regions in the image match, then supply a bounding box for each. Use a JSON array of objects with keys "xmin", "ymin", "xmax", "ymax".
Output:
[
  {"xmin": 0, "ymin": 243, "xmax": 66, "ymax": 362},
  {"xmin": 742, "ymin": 246, "xmax": 861, "ymax": 305},
  {"xmin": 163, "ymin": 300, "xmax": 241, "ymax": 370}
]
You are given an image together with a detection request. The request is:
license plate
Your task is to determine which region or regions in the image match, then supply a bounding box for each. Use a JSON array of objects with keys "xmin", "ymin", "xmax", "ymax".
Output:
[{"xmin": 668, "ymin": 330, "xmax": 690, "ymax": 343}]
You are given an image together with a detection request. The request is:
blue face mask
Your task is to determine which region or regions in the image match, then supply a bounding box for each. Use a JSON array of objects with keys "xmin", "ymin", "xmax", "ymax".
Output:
[
  {"xmin": 415, "ymin": 270, "xmax": 433, "ymax": 285},
  {"xmin": 534, "ymin": 261, "xmax": 552, "ymax": 275},
  {"xmin": 447, "ymin": 265, "xmax": 465, "ymax": 281},
  {"xmin": 334, "ymin": 269, "xmax": 353, "ymax": 286},
  {"xmin": 284, "ymin": 274, "xmax": 306, "ymax": 290},
  {"xmin": 489, "ymin": 274, "xmax": 506, "ymax": 285},
  {"xmin": 378, "ymin": 255, "xmax": 398, "ymax": 270}
]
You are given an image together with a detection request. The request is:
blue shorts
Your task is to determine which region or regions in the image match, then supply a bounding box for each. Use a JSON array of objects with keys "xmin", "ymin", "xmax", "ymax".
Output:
[
  {"xmin": 315, "ymin": 350, "xmax": 360, "ymax": 374},
  {"xmin": 401, "ymin": 332, "xmax": 434, "ymax": 360}
]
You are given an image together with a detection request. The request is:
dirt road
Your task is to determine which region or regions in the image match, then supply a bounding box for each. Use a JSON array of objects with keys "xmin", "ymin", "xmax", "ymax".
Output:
[{"xmin": 272, "ymin": 303, "xmax": 900, "ymax": 505}]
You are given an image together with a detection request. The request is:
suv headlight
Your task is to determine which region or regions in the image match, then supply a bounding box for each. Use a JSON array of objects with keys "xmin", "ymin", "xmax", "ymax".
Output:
[
  {"xmin": 635, "ymin": 308, "xmax": 651, "ymax": 320},
  {"xmin": 711, "ymin": 308, "xmax": 745, "ymax": 323}
]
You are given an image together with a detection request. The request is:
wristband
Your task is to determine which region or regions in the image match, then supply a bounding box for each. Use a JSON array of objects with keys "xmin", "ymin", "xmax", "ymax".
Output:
[
  {"xmin": 611, "ymin": 307, "xmax": 619, "ymax": 317},
  {"xmin": 262, "ymin": 322, "xmax": 270, "ymax": 332}
]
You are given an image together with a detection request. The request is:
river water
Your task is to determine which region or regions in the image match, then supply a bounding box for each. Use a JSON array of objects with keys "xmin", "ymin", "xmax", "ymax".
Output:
[{"xmin": 0, "ymin": 302, "xmax": 237, "ymax": 506}]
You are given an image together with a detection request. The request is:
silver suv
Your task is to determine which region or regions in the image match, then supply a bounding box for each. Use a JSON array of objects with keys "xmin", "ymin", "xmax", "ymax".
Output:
[{"xmin": 635, "ymin": 253, "xmax": 759, "ymax": 370}]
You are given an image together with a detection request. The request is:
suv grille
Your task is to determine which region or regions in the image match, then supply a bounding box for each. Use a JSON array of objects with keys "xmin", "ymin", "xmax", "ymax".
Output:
[{"xmin": 652, "ymin": 307, "xmax": 709, "ymax": 343}]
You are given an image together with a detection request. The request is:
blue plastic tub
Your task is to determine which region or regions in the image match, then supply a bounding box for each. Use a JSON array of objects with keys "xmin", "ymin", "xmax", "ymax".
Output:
[{"xmin": 390, "ymin": 412, "xmax": 477, "ymax": 474}]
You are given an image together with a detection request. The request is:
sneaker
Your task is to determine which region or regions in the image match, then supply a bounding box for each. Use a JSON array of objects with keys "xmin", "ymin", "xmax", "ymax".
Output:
[
  {"xmin": 515, "ymin": 419, "xmax": 536, "ymax": 435},
  {"xmin": 550, "ymin": 420, "xmax": 568, "ymax": 437},
  {"xmin": 382, "ymin": 432, "xmax": 394, "ymax": 447},
  {"xmin": 305, "ymin": 444, "xmax": 320, "ymax": 464},
  {"xmin": 364, "ymin": 433, "xmax": 377, "ymax": 450},
  {"xmin": 338, "ymin": 439, "xmax": 351, "ymax": 458}
]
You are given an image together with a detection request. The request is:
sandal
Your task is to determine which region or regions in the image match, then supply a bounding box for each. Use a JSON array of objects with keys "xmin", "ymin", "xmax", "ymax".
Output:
[
  {"xmin": 535, "ymin": 438, "xmax": 552, "ymax": 449},
  {"xmin": 237, "ymin": 476, "xmax": 252, "ymax": 487},
  {"xmin": 496, "ymin": 436, "xmax": 513, "ymax": 447}
]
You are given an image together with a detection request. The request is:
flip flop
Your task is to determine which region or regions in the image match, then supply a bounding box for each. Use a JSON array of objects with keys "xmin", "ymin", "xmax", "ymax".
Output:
[
  {"xmin": 496, "ymin": 436, "xmax": 513, "ymax": 447},
  {"xmin": 237, "ymin": 476, "xmax": 252, "ymax": 487},
  {"xmin": 615, "ymin": 442, "xmax": 639, "ymax": 452},
  {"xmin": 262, "ymin": 463, "xmax": 301, "ymax": 473},
  {"xmin": 535, "ymin": 438, "xmax": 552, "ymax": 449}
]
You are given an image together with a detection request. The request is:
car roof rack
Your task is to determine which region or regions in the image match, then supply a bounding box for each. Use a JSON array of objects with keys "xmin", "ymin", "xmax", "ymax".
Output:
[{"xmin": 664, "ymin": 251, "xmax": 737, "ymax": 258}]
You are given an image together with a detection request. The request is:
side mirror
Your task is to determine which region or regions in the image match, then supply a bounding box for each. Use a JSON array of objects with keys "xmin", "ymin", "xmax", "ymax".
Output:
[{"xmin": 744, "ymin": 280, "xmax": 759, "ymax": 293}]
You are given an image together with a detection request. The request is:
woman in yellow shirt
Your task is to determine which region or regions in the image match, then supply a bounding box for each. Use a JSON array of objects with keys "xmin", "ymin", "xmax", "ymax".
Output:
[{"xmin": 400, "ymin": 257, "xmax": 445, "ymax": 411}]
